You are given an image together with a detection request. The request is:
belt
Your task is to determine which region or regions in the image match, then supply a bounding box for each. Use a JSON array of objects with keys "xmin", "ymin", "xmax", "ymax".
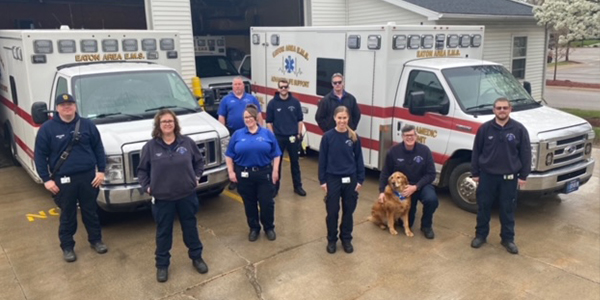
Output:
[{"xmin": 236, "ymin": 165, "xmax": 272, "ymax": 172}]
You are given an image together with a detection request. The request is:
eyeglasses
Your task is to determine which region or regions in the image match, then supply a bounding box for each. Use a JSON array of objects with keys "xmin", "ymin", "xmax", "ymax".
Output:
[
  {"xmin": 494, "ymin": 106, "xmax": 510, "ymax": 111},
  {"xmin": 402, "ymin": 134, "xmax": 416, "ymax": 138},
  {"xmin": 160, "ymin": 120, "xmax": 174, "ymax": 124},
  {"xmin": 332, "ymin": 81, "xmax": 343, "ymax": 85},
  {"xmin": 279, "ymin": 85, "xmax": 289, "ymax": 89}
]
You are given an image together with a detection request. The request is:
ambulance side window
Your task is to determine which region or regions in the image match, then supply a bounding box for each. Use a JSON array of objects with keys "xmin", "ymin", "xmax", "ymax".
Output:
[
  {"xmin": 316, "ymin": 58, "xmax": 344, "ymax": 96},
  {"xmin": 404, "ymin": 70, "xmax": 447, "ymax": 108},
  {"xmin": 56, "ymin": 77, "xmax": 68, "ymax": 96}
]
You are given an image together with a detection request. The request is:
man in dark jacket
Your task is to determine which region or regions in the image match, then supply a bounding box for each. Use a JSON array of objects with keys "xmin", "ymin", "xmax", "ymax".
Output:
[
  {"xmin": 266, "ymin": 79, "xmax": 306, "ymax": 197},
  {"xmin": 315, "ymin": 73, "xmax": 361, "ymax": 132},
  {"xmin": 34, "ymin": 93, "xmax": 108, "ymax": 263},
  {"xmin": 378, "ymin": 125, "xmax": 438, "ymax": 239},
  {"xmin": 470, "ymin": 97, "xmax": 531, "ymax": 254}
]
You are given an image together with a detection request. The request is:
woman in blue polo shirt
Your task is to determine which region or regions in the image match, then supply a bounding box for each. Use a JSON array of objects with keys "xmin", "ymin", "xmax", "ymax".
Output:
[
  {"xmin": 225, "ymin": 104, "xmax": 282, "ymax": 242},
  {"xmin": 319, "ymin": 106, "xmax": 365, "ymax": 255}
]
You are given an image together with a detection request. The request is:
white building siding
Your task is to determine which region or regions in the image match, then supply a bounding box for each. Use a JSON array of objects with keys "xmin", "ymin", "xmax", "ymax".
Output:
[
  {"xmin": 309, "ymin": 0, "xmax": 348, "ymax": 26},
  {"xmin": 348, "ymin": 0, "xmax": 431, "ymax": 25},
  {"xmin": 144, "ymin": 0, "xmax": 195, "ymax": 87}
]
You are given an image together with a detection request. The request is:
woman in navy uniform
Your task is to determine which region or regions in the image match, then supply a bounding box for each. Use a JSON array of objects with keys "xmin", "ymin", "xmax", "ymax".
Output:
[
  {"xmin": 319, "ymin": 106, "xmax": 365, "ymax": 254},
  {"xmin": 137, "ymin": 109, "xmax": 209, "ymax": 283},
  {"xmin": 226, "ymin": 104, "xmax": 282, "ymax": 242}
]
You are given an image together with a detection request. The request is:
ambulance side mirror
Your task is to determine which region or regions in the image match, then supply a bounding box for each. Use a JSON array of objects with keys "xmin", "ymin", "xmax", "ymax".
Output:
[
  {"xmin": 31, "ymin": 102, "xmax": 49, "ymax": 125},
  {"xmin": 408, "ymin": 91, "xmax": 426, "ymax": 116},
  {"xmin": 523, "ymin": 81, "xmax": 532, "ymax": 95}
]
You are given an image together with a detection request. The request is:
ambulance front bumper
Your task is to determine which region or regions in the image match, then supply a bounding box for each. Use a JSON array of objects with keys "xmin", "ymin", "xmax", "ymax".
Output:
[
  {"xmin": 97, "ymin": 165, "xmax": 229, "ymax": 212},
  {"xmin": 519, "ymin": 158, "xmax": 595, "ymax": 193}
]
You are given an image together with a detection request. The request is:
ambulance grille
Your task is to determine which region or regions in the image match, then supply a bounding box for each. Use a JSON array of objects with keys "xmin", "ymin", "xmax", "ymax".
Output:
[
  {"xmin": 536, "ymin": 134, "xmax": 588, "ymax": 172},
  {"xmin": 127, "ymin": 139, "xmax": 219, "ymax": 182}
]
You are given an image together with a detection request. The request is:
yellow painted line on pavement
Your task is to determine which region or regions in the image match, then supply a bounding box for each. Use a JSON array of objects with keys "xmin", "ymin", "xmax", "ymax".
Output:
[{"xmin": 222, "ymin": 190, "xmax": 243, "ymax": 204}]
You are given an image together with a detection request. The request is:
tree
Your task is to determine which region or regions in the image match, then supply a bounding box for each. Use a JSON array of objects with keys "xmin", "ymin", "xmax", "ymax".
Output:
[{"xmin": 534, "ymin": 0, "xmax": 600, "ymax": 80}]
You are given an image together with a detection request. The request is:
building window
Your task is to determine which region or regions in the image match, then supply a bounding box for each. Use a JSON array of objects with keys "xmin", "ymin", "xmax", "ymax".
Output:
[
  {"xmin": 512, "ymin": 36, "xmax": 527, "ymax": 79},
  {"xmin": 316, "ymin": 58, "xmax": 344, "ymax": 96}
]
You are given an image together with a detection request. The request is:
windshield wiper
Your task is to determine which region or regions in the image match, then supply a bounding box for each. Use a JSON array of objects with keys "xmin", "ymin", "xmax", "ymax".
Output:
[
  {"xmin": 92, "ymin": 112, "xmax": 143, "ymax": 120},
  {"xmin": 145, "ymin": 105, "xmax": 198, "ymax": 113},
  {"xmin": 465, "ymin": 103, "xmax": 494, "ymax": 111}
]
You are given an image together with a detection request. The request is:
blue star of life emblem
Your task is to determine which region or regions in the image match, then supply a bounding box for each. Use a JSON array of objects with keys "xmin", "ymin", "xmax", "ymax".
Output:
[{"xmin": 284, "ymin": 56, "xmax": 295, "ymax": 73}]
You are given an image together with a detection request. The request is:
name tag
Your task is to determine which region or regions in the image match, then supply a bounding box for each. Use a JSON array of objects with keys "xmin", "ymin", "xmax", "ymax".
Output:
[
  {"xmin": 241, "ymin": 171, "xmax": 249, "ymax": 178},
  {"xmin": 289, "ymin": 136, "xmax": 296, "ymax": 143},
  {"xmin": 60, "ymin": 176, "xmax": 71, "ymax": 184},
  {"xmin": 342, "ymin": 177, "xmax": 351, "ymax": 184},
  {"xmin": 503, "ymin": 174, "xmax": 514, "ymax": 180}
]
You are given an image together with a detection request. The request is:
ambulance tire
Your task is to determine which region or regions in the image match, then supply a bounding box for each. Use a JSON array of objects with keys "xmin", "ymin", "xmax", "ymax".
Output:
[
  {"xmin": 4, "ymin": 125, "xmax": 21, "ymax": 167},
  {"xmin": 448, "ymin": 162, "xmax": 478, "ymax": 213}
]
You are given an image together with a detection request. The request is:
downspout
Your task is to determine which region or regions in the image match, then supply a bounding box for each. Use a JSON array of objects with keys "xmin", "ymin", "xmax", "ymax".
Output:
[{"xmin": 542, "ymin": 23, "xmax": 548, "ymax": 100}]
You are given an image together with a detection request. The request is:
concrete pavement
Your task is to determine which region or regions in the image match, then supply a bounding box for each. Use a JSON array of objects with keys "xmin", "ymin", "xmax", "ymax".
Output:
[
  {"xmin": 546, "ymin": 48, "xmax": 600, "ymax": 84},
  {"xmin": 544, "ymin": 86, "xmax": 600, "ymax": 110},
  {"xmin": 0, "ymin": 151, "xmax": 599, "ymax": 300}
]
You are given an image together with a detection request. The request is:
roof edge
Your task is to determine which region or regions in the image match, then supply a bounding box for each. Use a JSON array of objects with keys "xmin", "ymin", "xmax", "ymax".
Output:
[
  {"xmin": 437, "ymin": 13, "xmax": 536, "ymax": 20},
  {"xmin": 381, "ymin": 0, "xmax": 442, "ymax": 20}
]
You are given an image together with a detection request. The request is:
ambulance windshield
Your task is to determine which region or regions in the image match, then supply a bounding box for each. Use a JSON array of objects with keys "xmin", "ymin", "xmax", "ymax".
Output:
[
  {"xmin": 72, "ymin": 70, "xmax": 200, "ymax": 121},
  {"xmin": 442, "ymin": 65, "xmax": 540, "ymax": 113},
  {"xmin": 194, "ymin": 55, "xmax": 239, "ymax": 77}
]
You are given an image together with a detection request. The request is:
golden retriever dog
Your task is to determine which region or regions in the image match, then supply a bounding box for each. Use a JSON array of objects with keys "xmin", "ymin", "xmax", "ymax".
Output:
[{"xmin": 368, "ymin": 172, "xmax": 413, "ymax": 237}]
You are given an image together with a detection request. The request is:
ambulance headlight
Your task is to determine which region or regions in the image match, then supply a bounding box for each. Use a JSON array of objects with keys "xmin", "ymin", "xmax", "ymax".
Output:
[
  {"xmin": 160, "ymin": 38, "xmax": 175, "ymax": 51},
  {"xmin": 421, "ymin": 35, "xmax": 434, "ymax": 49},
  {"xmin": 471, "ymin": 34, "xmax": 482, "ymax": 47},
  {"xmin": 408, "ymin": 35, "xmax": 420, "ymax": 49},
  {"xmin": 220, "ymin": 136, "xmax": 230, "ymax": 162},
  {"xmin": 252, "ymin": 34, "xmax": 260, "ymax": 45},
  {"xmin": 33, "ymin": 40, "xmax": 53, "ymax": 54},
  {"xmin": 142, "ymin": 39, "xmax": 157, "ymax": 51},
  {"xmin": 105, "ymin": 155, "xmax": 124, "ymax": 184},
  {"xmin": 530, "ymin": 143, "xmax": 538, "ymax": 170},
  {"xmin": 270, "ymin": 34, "xmax": 280, "ymax": 46},
  {"xmin": 545, "ymin": 153, "xmax": 553, "ymax": 166},
  {"xmin": 393, "ymin": 35, "xmax": 407, "ymax": 50},
  {"xmin": 459, "ymin": 35, "xmax": 471, "ymax": 48},
  {"xmin": 447, "ymin": 35, "xmax": 459, "ymax": 48},
  {"xmin": 367, "ymin": 35, "xmax": 381, "ymax": 49},
  {"xmin": 348, "ymin": 35, "xmax": 361, "ymax": 49},
  {"xmin": 58, "ymin": 40, "xmax": 76, "ymax": 53}
]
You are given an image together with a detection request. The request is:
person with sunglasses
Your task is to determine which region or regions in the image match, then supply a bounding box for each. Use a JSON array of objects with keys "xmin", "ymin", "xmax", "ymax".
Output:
[
  {"xmin": 226, "ymin": 104, "xmax": 282, "ymax": 242},
  {"xmin": 470, "ymin": 97, "xmax": 531, "ymax": 254},
  {"xmin": 315, "ymin": 73, "xmax": 361, "ymax": 133},
  {"xmin": 266, "ymin": 79, "xmax": 306, "ymax": 197}
]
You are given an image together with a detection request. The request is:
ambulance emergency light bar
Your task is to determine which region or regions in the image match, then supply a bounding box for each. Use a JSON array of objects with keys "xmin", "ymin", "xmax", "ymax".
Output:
[
  {"xmin": 31, "ymin": 38, "xmax": 177, "ymax": 64},
  {"xmin": 387, "ymin": 34, "xmax": 481, "ymax": 50}
]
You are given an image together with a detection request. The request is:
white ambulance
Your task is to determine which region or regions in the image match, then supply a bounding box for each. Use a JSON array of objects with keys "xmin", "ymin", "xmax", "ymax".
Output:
[
  {"xmin": 250, "ymin": 24, "xmax": 595, "ymax": 212},
  {"xmin": 0, "ymin": 27, "xmax": 230, "ymax": 213}
]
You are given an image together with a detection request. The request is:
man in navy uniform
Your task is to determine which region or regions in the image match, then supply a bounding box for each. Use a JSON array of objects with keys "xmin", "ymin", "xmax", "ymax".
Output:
[
  {"xmin": 266, "ymin": 79, "xmax": 306, "ymax": 197},
  {"xmin": 34, "ymin": 93, "xmax": 108, "ymax": 262}
]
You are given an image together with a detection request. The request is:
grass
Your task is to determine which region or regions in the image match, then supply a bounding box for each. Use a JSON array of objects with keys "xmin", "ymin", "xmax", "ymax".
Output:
[
  {"xmin": 547, "ymin": 61, "xmax": 575, "ymax": 68},
  {"xmin": 559, "ymin": 108, "xmax": 600, "ymax": 145}
]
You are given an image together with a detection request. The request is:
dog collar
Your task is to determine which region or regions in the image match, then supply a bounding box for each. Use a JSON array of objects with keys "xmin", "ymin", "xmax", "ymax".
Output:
[{"xmin": 394, "ymin": 191, "xmax": 406, "ymax": 200}]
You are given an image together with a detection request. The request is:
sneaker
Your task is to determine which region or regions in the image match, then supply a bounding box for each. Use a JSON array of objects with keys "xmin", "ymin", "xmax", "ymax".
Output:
[
  {"xmin": 63, "ymin": 249, "xmax": 77, "ymax": 263},
  {"xmin": 341, "ymin": 241, "xmax": 354, "ymax": 253},
  {"xmin": 471, "ymin": 237, "xmax": 486, "ymax": 248},
  {"xmin": 265, "ymin": 229, "xmax": 276, "ymax": 241},
  {"xmin": 326, "ymin": 241, "xmax": 336, "ymax": 254},
  {"xmin": 501, "ymin": 240, "xmax": 519, "ymax": 254},
  {"xmin": 193, "ymin": 258, "xmax": 209, "ymax": 274},
  {"xmin": 248, "ymin": 230, "xmax": 260, "ymax": 242},
  {"xmin": 157, "ymin": 267, "xmax": 168, "ymax": 282},
  {"xmin": 421, "ymin": 227, "xmax": 435, "ymax": 239},
  {"xmin": 294, "ymin": 187, "xmax": 307, "ymax": 196},
  {"xmin": 90, "ymin": 241, "xmax": 108, "ymax": 254}
]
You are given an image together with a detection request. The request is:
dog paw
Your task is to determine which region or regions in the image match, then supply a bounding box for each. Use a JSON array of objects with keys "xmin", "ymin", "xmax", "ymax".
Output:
[
  {"xmin": 390, "ymin": 229, "xmax": 398, "ymax": 235},
  {"xmin": 406, "ymin": 231, "xmax": 414, "ymax": 237},
  {"xmin": 379, "ymin": 225, "xmax": 387, "ymax": 230}
]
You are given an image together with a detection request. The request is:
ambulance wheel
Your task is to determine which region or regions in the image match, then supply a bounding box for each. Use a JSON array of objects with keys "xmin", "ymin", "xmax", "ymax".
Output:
[
  {"xmin": 448, "ymin": 162, "xmax": 478, "ymax": 213},
  {"xmin": 4, "ymin": 126, "xmax": 21, "ymax": 167}
]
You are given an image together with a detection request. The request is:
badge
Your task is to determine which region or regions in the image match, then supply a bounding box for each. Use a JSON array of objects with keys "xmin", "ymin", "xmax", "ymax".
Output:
[
  {"xmin": 60, "ymin": 176, "xmax": 71, "ymax": 184},
  {"xmin": 342, "ymin": 177, "xmax": 351, "ymax": 184},
  {"xmin": 241, "ymin": 171, "xmax": 249, "ymax": 178},
  {"xmin": 289, "ymin": 136, "xmax": 296, "ymax": 143}
]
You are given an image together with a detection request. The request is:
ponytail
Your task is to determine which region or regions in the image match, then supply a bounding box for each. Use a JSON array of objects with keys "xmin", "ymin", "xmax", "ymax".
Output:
[{"xmin": 347, "ymin": 128, "xmax": 357, "ymax": 142}]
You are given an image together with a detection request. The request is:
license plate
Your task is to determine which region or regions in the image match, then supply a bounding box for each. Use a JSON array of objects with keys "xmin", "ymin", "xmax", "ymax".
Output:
[{"xmin": 564, "ymin": 179, "xmax": 580, "ymax": 194}]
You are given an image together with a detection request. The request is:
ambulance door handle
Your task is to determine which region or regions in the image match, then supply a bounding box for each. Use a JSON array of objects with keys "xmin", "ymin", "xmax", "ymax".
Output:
[{"xmin": 397, "ymin": 121, "xmax": 402, "ymax": 133}]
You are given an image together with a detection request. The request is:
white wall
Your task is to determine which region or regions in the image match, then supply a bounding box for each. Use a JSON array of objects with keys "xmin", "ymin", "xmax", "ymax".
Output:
[
  {"xmin": 348, "ymin": 0, "xmax": 432, "ymax": 25},
  {"xmin": 145, "ymin": 0, "xmax": 195, "ymax": 87},
  {"xmin": 308, "ymin": 0, "xmax": 348, "ymax": 26}
]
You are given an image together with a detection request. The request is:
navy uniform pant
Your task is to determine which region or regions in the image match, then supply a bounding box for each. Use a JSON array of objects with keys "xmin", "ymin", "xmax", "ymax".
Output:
[
  {"xmin": 236, "ymin": 166, "xmax": 275, "ymax": 231},
  {"xmin": 408, "ymin": 184, "xmax": 439, "ymax": 229},
  {"xmin": 53, "ymin": 170, "xmax": 102, "ymax": 251},
  {"xmin": 475, "ymin": 172, "xmax": 518, "ymax": 242},
  {"xmin": 325, "ymin": 174, "xmax": 359, "ymax": 243},
  {"xmin": 275, "ymin": 135, "xmax": 302, "ymax": 192},
  {"xmin": 152, "ymin": 193, "xmax": 203, "ymax": 268}
]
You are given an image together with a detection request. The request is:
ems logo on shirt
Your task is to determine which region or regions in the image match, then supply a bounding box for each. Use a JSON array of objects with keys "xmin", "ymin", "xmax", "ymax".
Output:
[
  {"xmin": 506, "ymin": 133, "xmax": 516, "ymax": 142},
  {"xmin": 413, "ymin": 156, "xmax": 424, "ymax": 164},
  {"xmin": 55, "ymin": 134, "xmax": 65, "ymax": 139},
  {"xmin": 345, "ymin": 140, "xmax": 353, "ymax": 147},
  {"xmin": 397, "ymin": 158, "xmax": 405, "ymax": 162},
  {"xmin": 256, "ymin": 137, "xmax": 266, "ymax": 142},
  {"xmin": 488, "ymin": 136, "xmax": 494, "ymax": 140},
  {"xmin": 277, "ymin": 108, "xmax": 282, "ymax": 112},
  {"xmin": 176, "ymin": 146, "xmax": 188, "ymax": 155},
  {"xmin": 156, "ymin": 152, "xmax": 163, "ymax": 157},
  {"xmin": 288, "ymin": 106, "xmax": 296, "ymax": 112}
]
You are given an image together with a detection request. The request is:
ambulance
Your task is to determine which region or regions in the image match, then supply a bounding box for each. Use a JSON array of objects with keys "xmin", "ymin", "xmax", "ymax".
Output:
[
  {"xmin": 250, "ymin": 24, "xmax": 595, "ymax": 212},
  {"xmin": 0, "ymin": 27, "xmax": 230, "ymax": 213}
]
